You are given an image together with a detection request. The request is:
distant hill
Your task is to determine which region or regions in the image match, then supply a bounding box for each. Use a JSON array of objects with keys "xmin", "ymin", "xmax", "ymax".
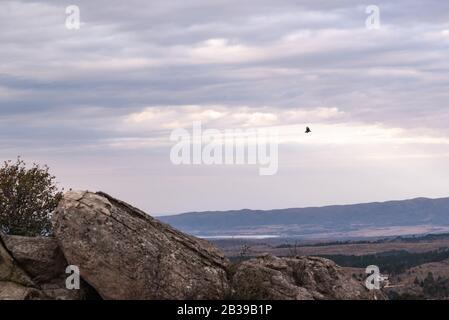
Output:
[{"xmin": 158, "ymin": 197, "xmax": 449, "ymax": 239}]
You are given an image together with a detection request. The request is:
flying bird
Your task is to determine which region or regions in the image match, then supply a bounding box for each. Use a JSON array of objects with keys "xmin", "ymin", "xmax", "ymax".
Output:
[{"xmin": 305, "ymin": 126, "xmax": 311, "ymax": 134}]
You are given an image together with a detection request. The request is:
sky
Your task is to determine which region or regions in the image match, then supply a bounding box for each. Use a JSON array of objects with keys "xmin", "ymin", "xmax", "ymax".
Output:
[{"xmin": 1, "ymin": 0, "xmax": 449, "ymax": 215}]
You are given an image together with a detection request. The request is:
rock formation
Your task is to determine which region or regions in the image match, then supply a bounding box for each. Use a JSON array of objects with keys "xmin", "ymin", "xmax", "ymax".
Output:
[
  {"xmin": 0, "ymin": 190, "xmax": 378, "ymax": 300},
  {"xmin": 52, "ymin": 191, "xmax": 230, "ymax": 300},
  {"xmin": 0, "ymin": 234, "xmax": 97, "ymax": 300},
  {"xmin": 0, "ymin": 235, "xmax": 43, "ymax": 300},
  {"xmin": 230, "ymin": 254, "xmax": 375, "ymax": 300}
]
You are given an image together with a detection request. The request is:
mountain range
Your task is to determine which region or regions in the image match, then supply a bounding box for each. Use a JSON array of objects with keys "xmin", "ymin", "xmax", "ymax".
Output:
[{"xmin": 158, "ymin": 197, "xmax": 449, "ymax": 240}]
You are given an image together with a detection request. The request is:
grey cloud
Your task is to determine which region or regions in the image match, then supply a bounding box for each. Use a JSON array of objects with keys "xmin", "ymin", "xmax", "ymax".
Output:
[{"xmin": 1, "ymin": 0, "xmax": 449, "ymax": 212}]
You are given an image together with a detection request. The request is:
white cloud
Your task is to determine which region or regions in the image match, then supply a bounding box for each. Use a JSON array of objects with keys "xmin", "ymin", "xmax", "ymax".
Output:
[
  {"xmin": 124, "ymin": 105, "xmax": 344, "ymax": 130},
  {"xmin": 118, "ymin": 105, "xmax": 449, "ymax": 152}
]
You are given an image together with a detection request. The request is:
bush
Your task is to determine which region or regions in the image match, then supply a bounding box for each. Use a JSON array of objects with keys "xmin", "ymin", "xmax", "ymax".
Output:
[{"xmin": 0, "ymin": 157, "xmax": 63, "ymax": 236}]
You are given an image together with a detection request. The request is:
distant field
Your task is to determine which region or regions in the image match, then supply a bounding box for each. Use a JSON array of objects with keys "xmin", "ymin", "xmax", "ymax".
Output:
[
  {"xmin": 211, "ymin": 233, "xmax": 449, "ymax": 257},
  {"xmin": 212, "ymin": 233, "xmax": 449, "ymax": 299}
]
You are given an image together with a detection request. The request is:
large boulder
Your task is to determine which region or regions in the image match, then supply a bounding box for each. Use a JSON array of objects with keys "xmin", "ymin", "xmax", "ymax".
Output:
[
  {"xmin": 0, "ymin": 234, "xmax": 98, "ymax": 300},
  {"xmin": 0, "ymin": 236, "xmax": 45, "ymax": 300},
  {"xmin": 1, "ymin": 235, "xmax": 66, "ymax": 283},
  {"xmin": 52, "ymin": 191, "xmax": 230, "ymax": 300},
  {"xmin": 230, "ymin": 254, "xmax": 379, "ymax": 300}
]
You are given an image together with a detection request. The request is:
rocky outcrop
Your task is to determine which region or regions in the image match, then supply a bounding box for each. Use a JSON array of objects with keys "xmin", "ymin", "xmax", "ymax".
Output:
[
  {"xmin": 2, "ymin": 235, "xmax": 67, "ymax": 283},
  {"xmin": 1, "ymin": 190, "xmax": 380, "ymax": 300},
  {"xmin": 0, "ymin": 234, "xmax": 98, "ymax": 300},
  {"xmin": 2, "ymin": 234, "xmax": 98, "ymax": 300},
  {"xmin": 52, "ymin": 191, "xmax": 230, "ymax": 300},
  {"xmin": 230, "ymin": 254, "xmax": 376, "ymax": 300},
  {"xmin": 0, "ymin": 236, "xmax": 44, "ymax": 300}
]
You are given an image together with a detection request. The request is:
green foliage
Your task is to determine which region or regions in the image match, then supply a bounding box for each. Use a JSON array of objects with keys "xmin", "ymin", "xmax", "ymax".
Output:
[
  {"xmin": 230, "ymin": 268, "xmax": 270, "ymax": 300},
  {"xmin": 0, "ymin": 157, "xmax": 63, "ymax": 236},
  {"xmin": 275, "ymin": 233, "xmax": 449, "ymax": 250},
  {"xmin": 238, "ymin": 244, "xmax": 251, "ymax": 261},
  {"xmin": 223, "ymin": 262, "xmax": 271, "ymax": 300},
  {"xmin": 421, "ymin": 272, "xmax": 449, "ymax": 298},
  {"xmin": 319, "ymin": 247, "xmax": 449, "ymax": 275},
  {"xmin": 388, "ymin": 291, "xmax": 425, "ymax": 300},
  {"xmin": 393, "ymin": 272, "xmax": 449, "ymax": 299}
]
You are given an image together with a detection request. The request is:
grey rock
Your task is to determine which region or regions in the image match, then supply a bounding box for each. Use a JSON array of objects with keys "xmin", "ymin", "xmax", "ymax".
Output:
[
  {"xmin": 0, "ymin": 236, "xmax": 45, "ymax": 300},
  {"xmin": 231, "ymin": 254, "xmax": 378, "ymax": 300},
  {"xmin": 0, "ymin": 281, "xmax": 44, "ymax": 300},
  {"xmin": 1, "ymin": 235, "xmax": 66, "ymax": 283},
  {"xmin": 53, "ymin": 191, "xmax": 230, "ymax": 300},
  {"xmin": 0, "ymin": 234, "xmax": 98, "ymax": 300}
]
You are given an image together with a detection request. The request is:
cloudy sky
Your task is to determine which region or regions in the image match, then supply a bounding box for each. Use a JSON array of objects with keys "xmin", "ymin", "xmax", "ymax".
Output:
[{"xmin": 1, "ymin": 0, "xmax": 449, "ymax": 215}]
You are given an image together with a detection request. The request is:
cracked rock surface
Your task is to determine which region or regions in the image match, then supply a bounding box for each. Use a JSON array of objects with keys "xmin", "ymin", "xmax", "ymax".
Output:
[
  {"xmin": 0, "ymin": 234, "xmax": 97, "ymax": 300},
  {"xmin": 53, "ymin": 191, "xmax": 230, "ymax": 300},
  {"xmin": 230, "ymin": 254, "xmax": 378, "ymax": 300},
  {"xmin": 0, "ymin": 235, "xmax": 41, "ymax": 300}
]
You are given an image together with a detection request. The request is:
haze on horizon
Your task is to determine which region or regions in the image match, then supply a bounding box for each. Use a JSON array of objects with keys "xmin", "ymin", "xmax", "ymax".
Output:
[{"xmin": 1, "ymin": 0, "xmax": 449, "ymax": 215}]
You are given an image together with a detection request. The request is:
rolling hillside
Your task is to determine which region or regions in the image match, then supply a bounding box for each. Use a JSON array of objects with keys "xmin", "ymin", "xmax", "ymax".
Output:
[{"xmin": 159, "ymin": 197, "xmax": 449, "ymax": 239}]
